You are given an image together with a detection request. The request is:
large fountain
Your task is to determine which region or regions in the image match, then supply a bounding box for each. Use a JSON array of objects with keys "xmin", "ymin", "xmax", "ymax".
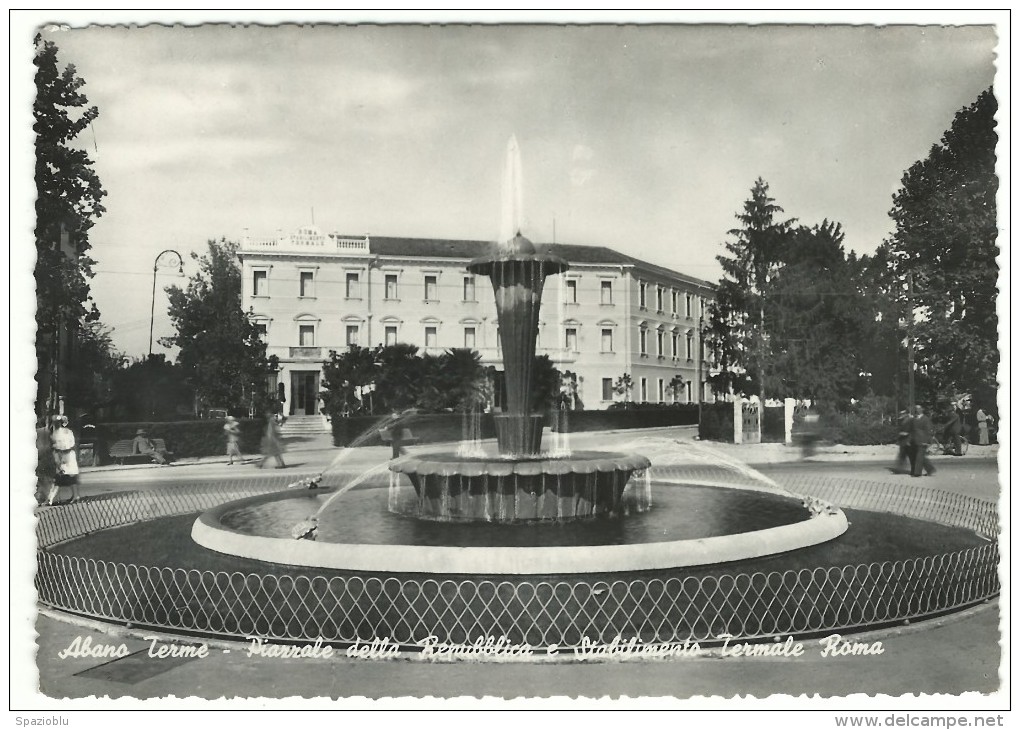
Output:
[
  {"xmin": 189, "ymin": 137, "xmax": 848, "ymax": 574},
  {"xmin": 389, "ymin": 230, "xmax": 652, "ymax": 522}
]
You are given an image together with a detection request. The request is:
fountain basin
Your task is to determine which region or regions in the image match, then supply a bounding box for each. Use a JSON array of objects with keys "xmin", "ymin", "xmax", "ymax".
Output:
[
  {"xmin": 389, "ymin": 450, "xmax": 652, "ymax": 521},
  {"xmin": 191, "ymin": 483, "xmax": 850, "ymax": 574}
]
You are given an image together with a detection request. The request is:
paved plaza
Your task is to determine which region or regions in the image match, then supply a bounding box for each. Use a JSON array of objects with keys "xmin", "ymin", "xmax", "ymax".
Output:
[{"xmin": 22, "ymin": 427, "xmax": 1005, "ymax": 706}]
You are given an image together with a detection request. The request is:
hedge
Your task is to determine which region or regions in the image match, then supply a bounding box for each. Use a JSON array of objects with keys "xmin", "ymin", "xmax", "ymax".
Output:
[
  {"xmin": 331, "ymin": 413, "xmax": 497, "ymax": 448},
  {"xmin": 818, "ymin": 412, "xmax": 898, "ymax": 446},
  {"xmin": 331, "ymin": 407, "xmax": 700, "ymax": 447},
  {"xmin": 698, "ymin": 402, "xmax": 734, "ymax": 442},
  {"xmin": 91, "ymin": 419, "xmax": 265, "ymax": 463},
  {"xmin": 695, "ymin": 403, "xmax": 899, "ymax": 446}
]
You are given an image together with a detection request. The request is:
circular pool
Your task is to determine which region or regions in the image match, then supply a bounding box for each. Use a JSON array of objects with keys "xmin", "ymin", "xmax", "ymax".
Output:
[{"xmin": 194, "ymin": 479, "xmax": 848, "ymax": 574}]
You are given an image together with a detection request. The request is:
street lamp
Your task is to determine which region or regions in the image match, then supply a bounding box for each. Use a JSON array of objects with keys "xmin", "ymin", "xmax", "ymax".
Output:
[{"xmin": 149, "ymin": 249, "xmax": 184, "ymax": 356}]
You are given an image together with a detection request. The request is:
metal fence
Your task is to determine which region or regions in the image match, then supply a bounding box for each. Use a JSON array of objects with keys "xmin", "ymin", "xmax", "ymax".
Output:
[{"xmin": 35, "ymin": 475, "xmax": 999, "ymax": 652}]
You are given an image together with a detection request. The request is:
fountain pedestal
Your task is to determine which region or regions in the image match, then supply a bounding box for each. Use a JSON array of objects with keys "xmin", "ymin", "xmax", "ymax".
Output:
[
  {"xmin": 493, "ymin": 413, "xmax": 545, "ymax": 456},
  {"xmin": 389, "ymin": 231, "xmax": 651, "ymax": 523}
]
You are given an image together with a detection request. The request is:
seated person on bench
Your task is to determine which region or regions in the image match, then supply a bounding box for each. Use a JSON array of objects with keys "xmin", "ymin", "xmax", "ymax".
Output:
[{"xmin": 132, "ymin": 429, "xmax": 169, "ymax": 465}]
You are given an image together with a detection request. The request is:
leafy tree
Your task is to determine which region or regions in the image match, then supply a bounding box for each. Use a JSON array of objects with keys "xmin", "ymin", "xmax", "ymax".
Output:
[
  {"xmin": 110, "ymin": 354, "xmax": 194, "ymax": 421},
  {"xmin": 852, "ymin": 246, "xmax": 909, "ymax": 403},
  {"xmin": 416, "ymin": 349, "xmax": 496, "ymax": 413},
  {"xmin": 704, "ymin": 178, "xmax": 794, "ymax": 401},
  {"xmin": 320, "ymin": 344, "xmax": 379, "ymax": 417},
  {"xmin": 372, "ymin": 343, "xmax": 424, "ymax": 413},
  {"xmin": 530, "ymin": 354, "xmax": 562, "ymax": 412},
  {"xmin": 764, "ymin": 220, "xmax": 873, "ymax": 405},
  {"xmin": 882, "ymin": 88, "xmax": 998, "ymax": 401},
  {"xmin": 667, "ymin": 374, "xmax": 685, "ymax": 402},
  {"xmin": 66, "ymin": 321, "xmax": 123, "ymax": 418},
  {"xmin": 34, "ymin": 35, "xmax": 108, "ymax": 416},
  {"xmin": 559, "ymin": 370, "xmax": 582, "ymax": 410},
  {"xmin": 161, "ymin": 239, "xmax": 274, "ymax": 412},
  {"xmin": 612, "ymin": 373, "xmax": 634, "ymax": 402}
]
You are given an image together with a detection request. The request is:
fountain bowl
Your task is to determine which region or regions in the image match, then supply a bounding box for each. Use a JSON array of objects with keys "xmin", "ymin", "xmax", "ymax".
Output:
[{"xmin": 389, "ymin": 450, "xmax": 652, "ymax": 522}]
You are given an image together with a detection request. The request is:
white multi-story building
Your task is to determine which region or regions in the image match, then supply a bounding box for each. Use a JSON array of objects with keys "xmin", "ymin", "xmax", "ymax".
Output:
[{"xmin": 239, "ymin": 226, "xmax": 716, "ymax": 415}]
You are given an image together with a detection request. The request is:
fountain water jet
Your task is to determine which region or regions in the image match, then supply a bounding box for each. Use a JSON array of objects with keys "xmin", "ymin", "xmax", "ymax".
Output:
[{"xmin": 388, "ymin": 137, "xmax": 651, "ymax": 522}]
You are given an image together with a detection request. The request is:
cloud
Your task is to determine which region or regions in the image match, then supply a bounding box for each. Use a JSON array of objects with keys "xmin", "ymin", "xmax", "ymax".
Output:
[
  {"xmin": 570, "ymin": 168, "xmax": 595, "ymax": 187},
  {"xmin": 97, "ymin": 135, "xmax": 293, "ymax": 173},
  {"xmin": 572, "ymin": 144, "xmax": 594, "ymax": 162},
  {"xmin": 570, "ymin": 144, "xmax": 595, "ymax": 186}
]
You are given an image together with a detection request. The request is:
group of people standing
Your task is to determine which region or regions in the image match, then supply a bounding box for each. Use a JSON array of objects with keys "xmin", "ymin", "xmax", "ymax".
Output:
[
  {"xmin": 224, "ymin": 413, "xmax": 287, "ymax": 468},
  {"xmin": 894, "ymin": 405, "xmax": 938, "ymax": 477},
  {"xmin": 894, "ymin": 402, "xmax": 997, "ymax": 477}
]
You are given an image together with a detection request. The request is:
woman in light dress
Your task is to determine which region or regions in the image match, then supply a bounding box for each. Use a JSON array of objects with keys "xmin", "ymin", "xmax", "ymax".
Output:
[{"xmin": 49, "ymin": 415, "xmax": 81, "ymax": 504}]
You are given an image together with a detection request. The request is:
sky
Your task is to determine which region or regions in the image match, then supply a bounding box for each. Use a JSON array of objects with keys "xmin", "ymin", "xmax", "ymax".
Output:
[{"xmin": 16, "ymin": 12, "xmax": 1002, "ymax": 359}]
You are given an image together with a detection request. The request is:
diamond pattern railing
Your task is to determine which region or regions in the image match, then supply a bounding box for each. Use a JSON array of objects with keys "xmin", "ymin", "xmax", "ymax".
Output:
[{"xmin": 35, "ymin": 475, "xmax": 999, "ymax": 651}]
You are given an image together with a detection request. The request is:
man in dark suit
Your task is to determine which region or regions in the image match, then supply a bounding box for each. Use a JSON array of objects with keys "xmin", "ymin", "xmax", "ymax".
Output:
[
  {"xmin": 909, "ymin": 405, "xmax": 937, "ymax": 477},
  {"xmin": 894, "ymin": 409, "xmax": 913, "ymax": 473}
]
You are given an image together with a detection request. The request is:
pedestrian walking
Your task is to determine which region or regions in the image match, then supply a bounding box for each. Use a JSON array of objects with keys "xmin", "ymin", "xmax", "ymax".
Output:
[
  {"xmin": 258, "ymin": 414, "xmax": 287, "ymax": 469},
  {"xmin": 976, "ymin": 407, "xmax": 992, "ymax": 445},
  {"xmin": 224, "ymin": 415, "xmax": 244, "ymax": 465},
  {"xmin": 943, "ymin": 404, "xmax": 964, "ymax": 456},
  {"xmin": 893, "ymin": 409, "xmax": 913, "ymax": 474},
  {"xmin": 49, "ymin": 415, "xmax": 81, "ymax": 504},
  {"xmin": 909, "ymin": 405, "xmax": 936, "ymax": 477}
]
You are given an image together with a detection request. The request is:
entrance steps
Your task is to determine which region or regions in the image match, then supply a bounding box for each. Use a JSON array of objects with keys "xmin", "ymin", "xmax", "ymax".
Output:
[{"xmin": 282, "ymin": 415, "xmax": 331, "ymax": 435}]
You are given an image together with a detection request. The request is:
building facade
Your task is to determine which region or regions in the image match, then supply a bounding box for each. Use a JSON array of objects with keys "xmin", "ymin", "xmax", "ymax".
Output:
[{"xmin": 239, "ymin": 227, "xmax": 716, "ymax": 415}]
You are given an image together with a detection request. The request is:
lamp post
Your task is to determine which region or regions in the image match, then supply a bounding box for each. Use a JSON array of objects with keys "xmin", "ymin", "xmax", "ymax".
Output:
[{"xmin": 149, "ymin": 249, "xmax": 184, "ymax": 357}]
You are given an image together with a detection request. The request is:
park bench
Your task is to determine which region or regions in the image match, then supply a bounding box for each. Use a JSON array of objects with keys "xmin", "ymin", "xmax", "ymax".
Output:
[{"xmin": 108, "ymin": 438, "xmax": 173, "ymax": 465}]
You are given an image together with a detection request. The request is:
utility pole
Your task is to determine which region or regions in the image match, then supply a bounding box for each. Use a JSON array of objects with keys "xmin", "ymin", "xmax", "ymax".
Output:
[{"xmin": 907, "ymin": 271, "xmax": 915, "ymax": 411}]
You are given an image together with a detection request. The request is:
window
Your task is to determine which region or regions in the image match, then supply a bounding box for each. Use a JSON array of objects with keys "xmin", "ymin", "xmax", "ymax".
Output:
[
  {"xmin": 640, "ymin": 377, "xmax": 648, "ymax": 402},
  {"xmin": 686, "ymin": 332, "xmax": 694, "ymax": 360},
  {"xmin": 346, "ymin": 325, "xmax": 359, "ymax": 346},
  {"xmin": 495, "ymin": 326, "xmax": 501, "ymax": 352},
  {"xmin": 299, "ymin": 324, "xmax": 315, "ymax": 347},
  {"xmin": 671, "ymin": 289, "xmax": 678, "ymax": 315},
  {"xmin": 601, "ymin": 328, "xmax": 613, "ymax": 352},
  {"xmin": 299, "ymin": 271, "xmax": 314, "ymax": 298},
  {"xmin": 385, "ymin": 326, "xmax": 397, "ymax": 346},
  {"xmin": 672, "ymin": 332, "xmax": 679, "ymax": 359},
  {"xmin": 253, "ymin": 270, "xmax": 268, "ymax": 297},
  {"xmin": 345, "ymin": 272, "xmax": 360, "ymax": 299},
  {"xmin": 639, "ymin": 327, "xmax": 648, "ymax": 356},
  {"xmin": 601, "ymin": 280, "xmax": 613, "ymax": 305},
  {"xmin": 464, "ymin": 327, "xmax": 476, "ymax": 349},
  {"xmin": 686, "ymin": 294, "xmax": 693, "ymax": 318},
  {"xmin": 254, "ymin": 323, "xmax": 268, "ymax": 341},
  {"xmin": 565, "ymin": 327, "xmax": 578, "ymax": 351},
  {"xmin": 602, "ymin": 378, "xmax": 613, "ymax": 401},
  {"xmin": 425, "ymin": 326, "xmax": 438, "ymax": 348},
  {"xmin": 425, "ymin": 275, "xmax": 438, "ymax": 301},
  {"xmin": 685, "ymin": 381, "xmax": 693, "ymax": 403},
  {"xmin": 658, "ymin": 378, "xmax": 665, "ymax": 403},
  {"xmin": 463, "ymin": 276, "xmax": 476, "ymax": 301},
  {"xmin": 639, "ymin": 281, "xmax": 647, "ymax": 309},
  {"xmin": 566, "ymin": 280, "xmax": 577, "ymax": 304},
  {"xmin": 656, "ymin": 286, "xmax": 664, "ymax": 313},
  {"xmin": 656, "ymin": 330, "xmax": 664, "ymax": 358},
  {"xmin": 385, "ymin": 274, "xmax": 398, "ymax": 299}
]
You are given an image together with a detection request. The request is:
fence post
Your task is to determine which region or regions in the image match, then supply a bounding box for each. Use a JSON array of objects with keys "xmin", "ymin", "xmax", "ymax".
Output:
[
  {"xmin": 733, "ymin": 398, "xmax": 743, "ymax": 444},
  {"xmin": 784, "ymin": 398, "xmax": 795, "ymax": 445}
]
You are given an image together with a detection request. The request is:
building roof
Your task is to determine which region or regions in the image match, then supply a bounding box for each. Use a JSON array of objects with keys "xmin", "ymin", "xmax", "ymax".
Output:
[{"xmin": 364, "ymin": 236, "xmax": 715, "ymax": 289}]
